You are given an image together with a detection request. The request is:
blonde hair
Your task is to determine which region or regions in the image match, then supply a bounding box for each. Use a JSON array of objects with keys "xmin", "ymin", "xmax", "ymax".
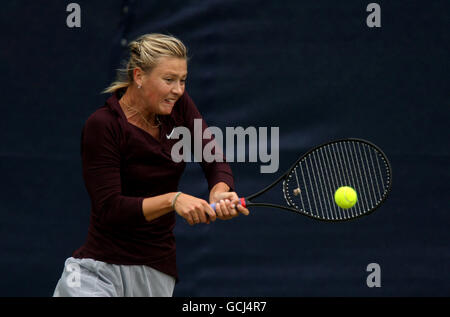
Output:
[{"xmin": 103, "ymin": 33, "xmax": 188, "ymax": 94}]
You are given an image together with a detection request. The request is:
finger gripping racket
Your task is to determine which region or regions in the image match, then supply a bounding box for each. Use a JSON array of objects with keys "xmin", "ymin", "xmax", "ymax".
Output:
[{"xmin": 211, "ymin": 138, "xmax": 392, "ymax": 222}]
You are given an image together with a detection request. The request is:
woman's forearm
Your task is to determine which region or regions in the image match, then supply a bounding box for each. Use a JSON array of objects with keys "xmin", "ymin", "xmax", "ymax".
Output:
[{"xmin": 142, "ymin": 193, "xmax": 178, "ymax": 222}]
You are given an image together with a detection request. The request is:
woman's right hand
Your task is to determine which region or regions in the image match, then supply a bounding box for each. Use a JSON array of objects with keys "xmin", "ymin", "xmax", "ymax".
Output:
[{"xmin": 173, "ymin": 193, "xmax": 216, "ymax": 225}]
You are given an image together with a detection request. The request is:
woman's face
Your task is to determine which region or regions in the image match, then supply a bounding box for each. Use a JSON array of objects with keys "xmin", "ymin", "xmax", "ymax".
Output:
[{"xmin": 138, "ymin": 56, "xmax": 187, "ymax": 115}]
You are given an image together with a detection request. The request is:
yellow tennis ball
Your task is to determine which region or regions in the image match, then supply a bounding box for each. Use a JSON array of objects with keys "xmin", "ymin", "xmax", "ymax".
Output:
[{"xmin": 334, "ymin": 186, "xmax": 358, "ymax": 209}]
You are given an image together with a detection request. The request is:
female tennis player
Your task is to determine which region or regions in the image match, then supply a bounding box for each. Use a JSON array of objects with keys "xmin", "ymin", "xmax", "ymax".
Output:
[{"xmin": 53, "ymin": 33, "xmax": 249, "ymax": 297}]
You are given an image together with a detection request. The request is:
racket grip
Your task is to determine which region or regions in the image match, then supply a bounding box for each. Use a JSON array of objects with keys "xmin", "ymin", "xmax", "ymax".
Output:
[{"xmin": 210, "ymin": 198, "xmax": 247, "ymax": 211}]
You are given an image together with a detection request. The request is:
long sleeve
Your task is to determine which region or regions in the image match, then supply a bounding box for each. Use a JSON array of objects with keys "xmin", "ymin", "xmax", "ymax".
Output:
[
  {"xmin": 180, "ymin": 93, "xmax": 235, "ymax": 192},
  {"xmin": 81, "ymin": 111, "xmax": 146, "ymax": 227},
  {"xmin": 73, "ymin": 92, "xmax": 179, "ymax": 279}
]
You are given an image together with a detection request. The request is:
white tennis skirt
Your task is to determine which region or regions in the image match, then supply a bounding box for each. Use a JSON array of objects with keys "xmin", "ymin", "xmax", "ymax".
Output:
[{"xmin": 53, "ymin": 257, "xmax": 175, "ymax": 297}]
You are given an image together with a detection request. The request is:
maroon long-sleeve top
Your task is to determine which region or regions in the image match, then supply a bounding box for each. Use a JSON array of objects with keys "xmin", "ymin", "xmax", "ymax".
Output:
[{"xmin": 72, "ymin": 89, "xmax": 234, "ymax": 280}]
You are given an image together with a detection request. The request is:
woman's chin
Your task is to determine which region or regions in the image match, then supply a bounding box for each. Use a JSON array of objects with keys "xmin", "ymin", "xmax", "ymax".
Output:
[{"xmin": 159, "ymin": 104, "xmax": 175, "ymax": 115}]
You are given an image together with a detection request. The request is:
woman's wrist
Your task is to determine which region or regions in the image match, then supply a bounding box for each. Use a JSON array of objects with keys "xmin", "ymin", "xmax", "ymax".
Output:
[
  {"xmin": 142, "ymin": 192, "xmax": 182, "ymax": 222},
  {"xmin": 171, "ymin": 192, "xmax": 182, "ymax": 211},
  {"xmin": 209, "ymin": 182, "xmax": 230, "ymax": 202}
]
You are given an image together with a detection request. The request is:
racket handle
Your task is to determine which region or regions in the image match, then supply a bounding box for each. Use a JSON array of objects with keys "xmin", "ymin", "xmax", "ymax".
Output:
[{"xmin": 210, "ymin": 198, "xmax": 247, "ymax": 211}]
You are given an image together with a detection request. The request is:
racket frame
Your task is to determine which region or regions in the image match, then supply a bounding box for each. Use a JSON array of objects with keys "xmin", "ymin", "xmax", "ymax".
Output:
[{"xmin": 242, "ymin": 138, "xmax": 392, "ymax": 222}]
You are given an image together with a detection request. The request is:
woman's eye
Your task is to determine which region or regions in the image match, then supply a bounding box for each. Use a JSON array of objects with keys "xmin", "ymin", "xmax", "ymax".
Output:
[{"xmin": 165, "ymin": 78, "xmax": 186, "ymax": 84}]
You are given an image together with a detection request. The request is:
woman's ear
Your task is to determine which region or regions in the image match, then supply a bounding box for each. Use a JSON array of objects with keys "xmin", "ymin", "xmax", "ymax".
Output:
[{"xmin": 133, "ymin": 67, "xmax": 144, "ymax": 88}]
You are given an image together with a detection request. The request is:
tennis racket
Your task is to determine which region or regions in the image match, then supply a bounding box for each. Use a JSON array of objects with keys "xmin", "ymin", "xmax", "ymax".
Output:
[{"xmin": 210, "ymin": 138, "xmax": 392, "ymax": 222}]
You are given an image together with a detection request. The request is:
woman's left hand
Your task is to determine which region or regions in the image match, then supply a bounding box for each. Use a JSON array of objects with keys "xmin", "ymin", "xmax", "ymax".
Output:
[{"xmin": 210, "ymin": 191, "xmax": 250, "ymax": 220}]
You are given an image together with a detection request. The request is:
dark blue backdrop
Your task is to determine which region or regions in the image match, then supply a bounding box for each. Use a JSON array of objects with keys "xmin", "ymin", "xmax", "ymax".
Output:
[{"xmin": 1, "ymin": 0, "xmax": 449, "ymax": 296}]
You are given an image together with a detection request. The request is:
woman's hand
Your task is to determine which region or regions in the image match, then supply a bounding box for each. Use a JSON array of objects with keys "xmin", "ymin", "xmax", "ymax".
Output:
[
  {"xmin": 173, "ymin": 193, "xmax": 216, "ymax": 225},
  {"xmin": 210, "ymin": 191, "xmax": 250, "ymax": 220}
]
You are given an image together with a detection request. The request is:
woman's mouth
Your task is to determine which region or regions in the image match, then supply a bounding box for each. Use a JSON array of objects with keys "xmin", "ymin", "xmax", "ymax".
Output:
[{"xmin": 163, "ymin": 98, "xmax": 176, "ymax": 105}]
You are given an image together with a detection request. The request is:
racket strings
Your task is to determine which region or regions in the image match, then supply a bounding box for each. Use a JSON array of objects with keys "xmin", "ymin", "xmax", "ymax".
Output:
[{"xmin": 284, "ymin": 140, "xmax": 391, "ymax": 221}]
